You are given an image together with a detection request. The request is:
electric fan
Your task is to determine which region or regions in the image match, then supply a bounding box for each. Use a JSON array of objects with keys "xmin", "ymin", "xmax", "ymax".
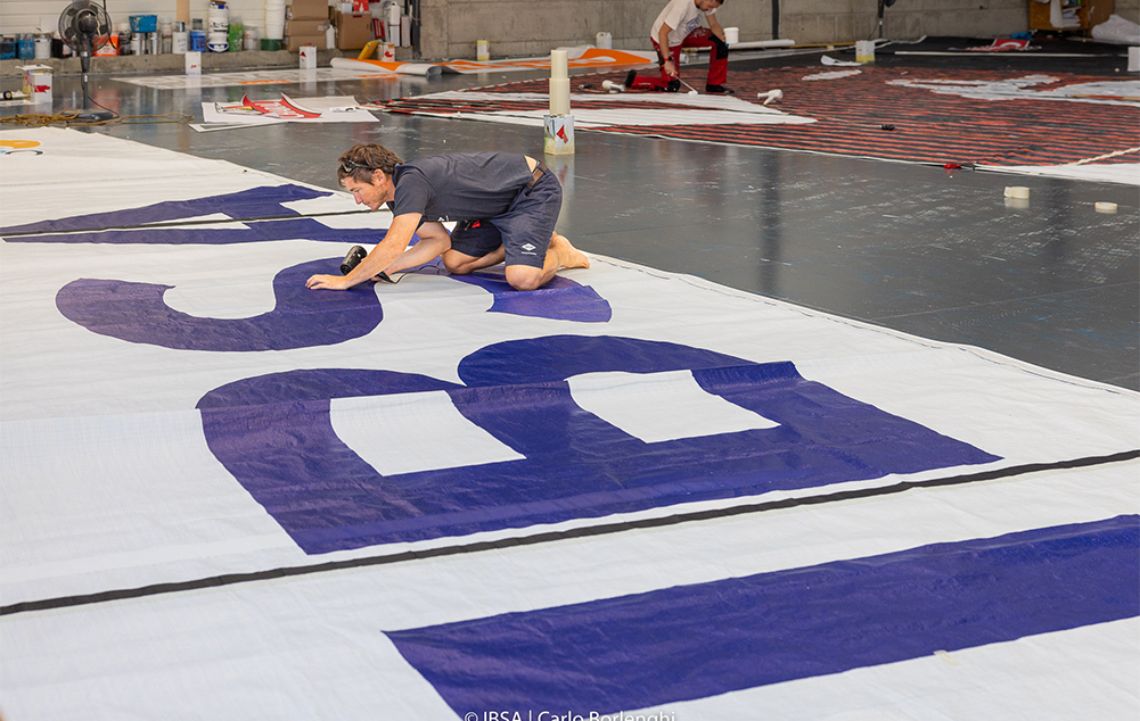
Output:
[{"xmin": 58, "ymin": 0, "xmax": 116, "ymax": 121}]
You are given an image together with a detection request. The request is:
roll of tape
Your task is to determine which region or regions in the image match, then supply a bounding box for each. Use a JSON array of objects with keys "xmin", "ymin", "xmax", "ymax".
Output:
[
  {"xmin": 1094, "ymin": 201, "xmax": 1118, "ymax": 214},
  {"xmin": 1004, "ymin": 186, "xmax": 1030, "ymax": 200}
]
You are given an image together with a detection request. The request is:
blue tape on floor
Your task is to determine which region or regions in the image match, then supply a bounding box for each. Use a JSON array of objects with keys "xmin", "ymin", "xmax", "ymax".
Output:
[{"xmin": 388, "ymin": 515, "xmax": 1140, "ymax": 716}]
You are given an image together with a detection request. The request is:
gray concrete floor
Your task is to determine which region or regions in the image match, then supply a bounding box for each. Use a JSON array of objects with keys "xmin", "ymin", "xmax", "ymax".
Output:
[{"xmin": 6, "ymin": 59, "xmax": 1139, "ymax": 389}]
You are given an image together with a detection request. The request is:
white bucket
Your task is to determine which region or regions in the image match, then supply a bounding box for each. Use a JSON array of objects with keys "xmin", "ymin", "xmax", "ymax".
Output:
[
  {"xmin": 724, "ymin": 27, "xmax": 739, "ymax": 45},
  {"xmin": 34, "ymin": 35, "xmax": 51, "ymax": 59},
  {"xmin": 595, "ymin": 31, "xmax": 612, "ymax": 49},
  {"xmin": 299, "ymin": 44, "xmax": 317, "ymax": 69},
  {"xmin": 855, "ymin": 40, "xmax": 875, "ymax": 63},
  {"xmin": 476, "ymin": 39, "xmax": 489, "ymax": 61},
  {"xmin": 207, "ymin": 30, "xmax": 228, "ymax": 52}
]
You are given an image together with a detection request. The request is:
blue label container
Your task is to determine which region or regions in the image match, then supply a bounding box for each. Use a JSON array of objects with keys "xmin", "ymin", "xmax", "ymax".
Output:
[
  {"xmin": 189, "ymin": 30, "xmax": 206, "ymax": 51},
  {"xmin": 130, "ymin": 15, "xmax": 158, "ymax": 33}
]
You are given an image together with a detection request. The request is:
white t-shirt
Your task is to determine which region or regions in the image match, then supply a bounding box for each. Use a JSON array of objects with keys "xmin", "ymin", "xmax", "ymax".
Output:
[{"xmin": 650, "ymin": 0, "xmax": 717, "ymax": 47}]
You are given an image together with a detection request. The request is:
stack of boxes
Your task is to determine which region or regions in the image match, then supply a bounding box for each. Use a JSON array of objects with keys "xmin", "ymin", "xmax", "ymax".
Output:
[
  {"xmin": 331, "ymin": 2, "xmax": 375, "ymax": 51},
  {"xmin": 286, "ymin": 0, "xmax": 330, "ymax": 52}
]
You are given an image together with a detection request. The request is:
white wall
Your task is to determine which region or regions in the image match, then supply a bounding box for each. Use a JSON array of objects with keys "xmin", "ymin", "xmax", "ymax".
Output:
[{"xmin": 0, "ymin": 0, "xmax": 291, "ymax": 35}]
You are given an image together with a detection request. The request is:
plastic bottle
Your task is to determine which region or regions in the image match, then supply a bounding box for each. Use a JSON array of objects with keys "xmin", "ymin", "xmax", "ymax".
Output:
[
  {"xmin": 18, "ymin": 34, "xmax": 35, "ymax": 60},
  {"xmin": 34, "ymin": 34, "xmax": 51, "ymax": 59},
  {"xmin": 161, "ymin": 20, "xmax": 173, "ymax": 53}
]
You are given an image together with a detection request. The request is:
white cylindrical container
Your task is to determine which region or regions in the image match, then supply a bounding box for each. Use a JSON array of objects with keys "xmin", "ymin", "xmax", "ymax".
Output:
[
  {"xmin": 595, "ymin": 31, "xmax": 612, "ymax": 49},
  {"xmin": 244, "ymin": 26, "xmax": 259, "ymax": 50},
  {"xmin": 1128, "ymin": 46, "xmax": 1139, "ymax": 73},
  {"xmin": 381, "ymin": 42, "xmax": 395, "ymax": 61},
  {"xmin": 34, "ymin": 34, "xmax": 51, "ymax": 59},
  {"xmin": 325, "ymin": 24, "xmax": 335, "ymax": 48},
  {"xmin": 400, "ymin": 15, "xmax": 411, "ymax": 47},
  {"xmin": 299, "ymin": 44, "xmax": 317, "ymax": 69},
  {"xmin": 207, "ymin": 3, "xmax": 229, "ymax": 32},
  {"xmin": 387, "ymin": 2, "xmax": 401, "ymax": 46},
  {"xmin": 476, "ymin": 39, "xmax": 489, "ymax": 61},
  {"xmin": 724, "ymin": 27, "xmax": 739, "ymax": 45},
  {"xmin": 173, "ymin": 29, "xmax": 188, "ymax": 53},
  {"xmin": 855, "ymin": 40, "xmax": 875, "ymax": 63}
]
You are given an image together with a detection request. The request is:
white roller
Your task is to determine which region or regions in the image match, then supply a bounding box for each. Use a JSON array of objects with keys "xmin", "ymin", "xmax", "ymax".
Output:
[
  {"xmin": 692, "ymin": 38, "xmax": 796, "ymax": 51},
  {"xmin": 758, "ymin": 88, "xmax": 783, "ymax": 105}
]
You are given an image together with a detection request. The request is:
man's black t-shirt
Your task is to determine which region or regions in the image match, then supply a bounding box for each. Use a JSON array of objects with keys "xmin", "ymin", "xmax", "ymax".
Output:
[{"xmin": 387, "ymin": 153, "xmax": 532, "ymax": 222}]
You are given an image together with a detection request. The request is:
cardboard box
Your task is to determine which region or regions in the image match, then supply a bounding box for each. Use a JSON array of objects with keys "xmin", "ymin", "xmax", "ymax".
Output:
[
  {"xmin": 334, "ymin": 11, "xmax": 374, "ymax": 50},
  {"xmin": 287, "ymin": 33, "xmax": 327, "ymax": 52},
  {"xmin": 290, "ymin": 0, "xmax": 329, "ymax": 20},
  {"xmin": 286, "ymin": 19, "xmax": 330, "ymax": 36}
]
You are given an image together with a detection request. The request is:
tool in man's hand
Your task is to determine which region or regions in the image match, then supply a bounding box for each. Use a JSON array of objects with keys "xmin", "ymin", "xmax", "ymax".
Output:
[
  {"xmin": 676, "ymin": 77, "xmax": 700, "ymax": 96},
  {"xmin": 340, "ymin": 245, "xmax": 393, "ymax": 283}
]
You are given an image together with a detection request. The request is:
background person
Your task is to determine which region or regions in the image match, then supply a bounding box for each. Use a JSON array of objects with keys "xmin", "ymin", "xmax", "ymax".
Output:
[{"xmin": 626, "ymin": 0, "xmax": 733, "ymax": 94}]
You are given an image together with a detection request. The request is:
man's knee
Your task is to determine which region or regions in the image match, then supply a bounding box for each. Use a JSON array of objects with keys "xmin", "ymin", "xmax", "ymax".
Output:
[
  {"xmin": 505, "ymin": 267, "xmax": 546, "ymax": 291},
  {"xmin": 442, "ymin": 253, "xmax": 472, "ymax": 274}
]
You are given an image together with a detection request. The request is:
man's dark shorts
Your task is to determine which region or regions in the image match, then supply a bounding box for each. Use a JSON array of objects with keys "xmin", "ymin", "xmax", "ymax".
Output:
[{"xmin": 447, "ymin": 169, "xmax": 562, "ymax": 269}]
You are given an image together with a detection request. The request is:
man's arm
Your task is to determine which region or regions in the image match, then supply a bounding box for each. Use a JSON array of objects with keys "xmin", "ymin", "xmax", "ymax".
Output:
[
  {"xmin": 706, "ymin": 12, "xmax": 725, "ymax": 42},
  {"xmin": 659, "ymin": 22, "xmax": 677, "ymax": 77},
  {"xmin": 384, "ymin": 221, "xmax": 450, "ymax": 274},
  {"xmin": 306, "ymin": 211, "xmax": 423, "ymax": 290}
]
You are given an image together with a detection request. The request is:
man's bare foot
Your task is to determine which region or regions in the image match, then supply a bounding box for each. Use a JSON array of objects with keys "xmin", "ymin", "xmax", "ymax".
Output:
[{"xmin": 551, "ymin": 233, "xmax": 590, "ymax": 269}]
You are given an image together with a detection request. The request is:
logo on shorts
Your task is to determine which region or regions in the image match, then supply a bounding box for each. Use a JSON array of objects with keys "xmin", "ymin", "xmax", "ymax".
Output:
[{"xmin": 520, "ymin": 243, "xmax": 537, "ymax": 254}]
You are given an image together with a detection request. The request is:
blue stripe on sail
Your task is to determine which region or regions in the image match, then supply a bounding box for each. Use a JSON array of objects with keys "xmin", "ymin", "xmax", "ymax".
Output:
[
  {"xmin": 198, "ymin": 337, "xmax": 998, "ymax": 552},
  {"xmin": 388, "ymin": 515, "xmax": 1140, "ymax": 716}
]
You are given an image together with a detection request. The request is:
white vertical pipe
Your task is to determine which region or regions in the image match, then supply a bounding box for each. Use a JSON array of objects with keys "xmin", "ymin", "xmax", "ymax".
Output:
[{"xmin": 549, "ymin": 49, "xmax": 570, "ymax": 116}]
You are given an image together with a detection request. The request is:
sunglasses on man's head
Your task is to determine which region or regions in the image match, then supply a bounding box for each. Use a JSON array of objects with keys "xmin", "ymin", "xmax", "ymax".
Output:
[{"xmin": 340, "ymin": 160, "xmax": 375, "ymax": 174}]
